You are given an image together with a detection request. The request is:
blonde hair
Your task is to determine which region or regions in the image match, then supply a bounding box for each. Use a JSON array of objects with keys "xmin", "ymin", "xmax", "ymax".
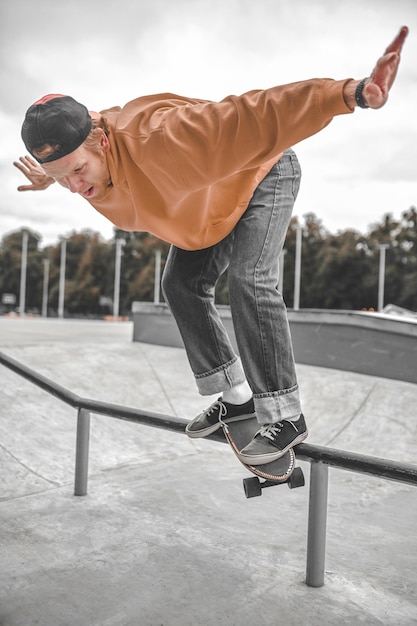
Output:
[{"xmin": 83, "ymin": 116, "xmax": 109, "ymax": 153}]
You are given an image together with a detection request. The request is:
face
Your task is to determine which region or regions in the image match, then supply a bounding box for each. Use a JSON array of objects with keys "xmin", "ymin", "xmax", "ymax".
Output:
[{"xmin": 42, "ymin": 134, "xmax": 112, "ymax": 202}]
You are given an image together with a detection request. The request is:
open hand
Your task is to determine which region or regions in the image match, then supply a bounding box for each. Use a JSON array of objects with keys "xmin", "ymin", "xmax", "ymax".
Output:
[
  {"xmin": 14, "ymin": 155, "xmax": 55, "ymax": 191},
  {"xmin": 363, "ymin": 26, "xmax": 409, "ymax": 109}
]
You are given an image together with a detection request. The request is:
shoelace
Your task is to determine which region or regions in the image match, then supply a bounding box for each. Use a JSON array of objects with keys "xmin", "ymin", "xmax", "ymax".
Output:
[
  {"xmin": 259, "ymin": 420, "xmax": 298, "ymax": 441},
  {"xmin": 204, "ymin": 399, "xmax": 228, "ymax": 422}
]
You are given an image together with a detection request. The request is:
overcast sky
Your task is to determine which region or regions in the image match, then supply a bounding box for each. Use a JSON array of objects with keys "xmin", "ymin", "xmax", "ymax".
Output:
[{"xmin": 1, "ymin": 0, "xmax": 416, "ymax": 246}]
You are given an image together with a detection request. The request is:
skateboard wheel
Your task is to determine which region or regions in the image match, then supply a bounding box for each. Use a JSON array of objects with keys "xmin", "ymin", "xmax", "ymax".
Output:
[
  {"xmin": 287, "ymin": 467, "xmax": 305, "ymax": 489},
  {"xmin": 243, "ymin": 477, "xmax": 262, "ymax": 498}
]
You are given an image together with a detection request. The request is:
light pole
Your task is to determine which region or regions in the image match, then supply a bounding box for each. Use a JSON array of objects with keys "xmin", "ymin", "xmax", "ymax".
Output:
[
  {"xmin": 293, "ymin": 222, "xmax": 302, "ymax": 311},
  {"xmin": 154, "ymin": 250, "xmax": 162, "ymax": 304},
  {"xmin": 378, "ymin": 244, "xmax": 389, "ymax": 312},
  {"xmin": 278, "ymin": 249, "xmax": 287, "ymax": 295},
  {"xmin": 42, "ymin": 259, "xmax": 50, "ymax": 318},
  {"xmin": 113, "ymin": 238, "xmax": 126, "ymax": 320},
  {"xmin": 19, "ymin": 230, "xmax": 28, "ymax": 317},
  {"xmin": 58, "ymin": 240, "xmax": 66, "ymax": 319}
]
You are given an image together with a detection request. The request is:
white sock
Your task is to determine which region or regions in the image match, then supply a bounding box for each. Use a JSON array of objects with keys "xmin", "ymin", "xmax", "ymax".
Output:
[
  {"xmin": 287, "ymin": 414, "xmax": 301, "ymax": 423},
  {"xmin": 222, "ymin": 381, "xmax": 252, "ymax": 405}
]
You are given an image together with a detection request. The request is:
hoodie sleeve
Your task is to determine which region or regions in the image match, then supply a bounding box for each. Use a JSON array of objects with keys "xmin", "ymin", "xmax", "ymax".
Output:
[{"xmin": 160, "ymin": 78, "xmax": 354, "ymax": 189}]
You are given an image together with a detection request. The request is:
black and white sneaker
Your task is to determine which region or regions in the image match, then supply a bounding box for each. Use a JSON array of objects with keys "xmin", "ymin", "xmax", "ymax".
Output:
[
  {"xmin": 185, "ymin": 397, "xmax": 255, "ymax": 438},
  {"xmin": 238, "ymin": 414, "xmax": 308, "ymax": 465}
]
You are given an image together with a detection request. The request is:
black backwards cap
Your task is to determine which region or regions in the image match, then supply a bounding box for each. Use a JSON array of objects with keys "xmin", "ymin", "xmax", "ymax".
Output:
[{"xmin": 21, "ymin": 94, "xmax": 92, "ymax": 164}]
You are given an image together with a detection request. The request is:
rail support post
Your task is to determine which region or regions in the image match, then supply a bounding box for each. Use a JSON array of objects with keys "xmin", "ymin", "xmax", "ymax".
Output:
[
  {"xmin": 306, "ymin": 460, "xmax": 329, "ymax": 587},
  {"xmin": 74, "ymin": 408, "xmax": 90, "ymax": 496}
]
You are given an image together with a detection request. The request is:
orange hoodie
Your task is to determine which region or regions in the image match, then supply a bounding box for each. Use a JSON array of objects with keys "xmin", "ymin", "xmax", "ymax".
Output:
[{"xmin": 89, "ymin": 78, "xmax": 353, "ymax": 250}]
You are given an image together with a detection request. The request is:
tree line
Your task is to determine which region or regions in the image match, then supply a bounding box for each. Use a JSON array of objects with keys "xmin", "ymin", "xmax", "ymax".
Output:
[{"xmin": 0, "ymin": 207, "xmax": 416, "ymax": 317}]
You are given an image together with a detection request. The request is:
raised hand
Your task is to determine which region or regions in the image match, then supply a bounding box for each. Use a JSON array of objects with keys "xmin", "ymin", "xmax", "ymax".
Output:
[
  {"xmin": 14, "ymin": 155, "xmax": 55, "ymax": 191},
  {"xmin": 363, "ymin": 26, "xmax": 409, "ymax": 109}
]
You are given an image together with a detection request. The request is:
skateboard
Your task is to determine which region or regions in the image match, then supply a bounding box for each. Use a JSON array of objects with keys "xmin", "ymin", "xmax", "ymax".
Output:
[{"xmin": 220, "ymin": 416, "xmax": 305, "ymax": 498}]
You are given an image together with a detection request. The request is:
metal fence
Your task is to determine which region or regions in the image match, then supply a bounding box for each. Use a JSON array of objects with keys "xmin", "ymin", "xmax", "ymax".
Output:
[{"xmin": 1, "ymin": 349, "xmax": 416, "ymax": 588}]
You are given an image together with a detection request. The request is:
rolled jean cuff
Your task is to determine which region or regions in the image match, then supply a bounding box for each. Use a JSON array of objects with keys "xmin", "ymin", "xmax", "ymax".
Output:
[
  {"xmin": 253, "ymin": 385, "xmax": 301, "ymax": 424},
  {"xmin": 195, "ymin": 356, "xmax": 247, "ymax": 396}
]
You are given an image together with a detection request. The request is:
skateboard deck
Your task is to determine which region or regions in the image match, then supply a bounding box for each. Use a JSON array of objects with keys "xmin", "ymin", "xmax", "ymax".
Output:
[{"xmin": 220, "ymin": 416, "xmax": 304, "ymax": 497}]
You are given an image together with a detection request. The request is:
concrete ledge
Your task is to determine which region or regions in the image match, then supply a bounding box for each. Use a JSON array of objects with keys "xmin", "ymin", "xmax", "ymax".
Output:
[
  {"xmin": 131, "ymin": 302, "xmax": 417, "ymax": 384},
  {"xmin": 288, "ymin": 309, "xmax": 417, "ymax": 384}
]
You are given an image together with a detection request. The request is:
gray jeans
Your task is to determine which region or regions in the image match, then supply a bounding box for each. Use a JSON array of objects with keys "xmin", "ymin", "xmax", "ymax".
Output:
[{"xmin": 162, "ymin": 149, "xmax": 302, "ymax": 424}]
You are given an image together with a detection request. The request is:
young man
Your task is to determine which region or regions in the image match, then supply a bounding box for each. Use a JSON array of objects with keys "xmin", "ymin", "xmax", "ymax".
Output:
[{"xmin": 15, "ymin": 27, "xmax": 408, "ymax": 465}]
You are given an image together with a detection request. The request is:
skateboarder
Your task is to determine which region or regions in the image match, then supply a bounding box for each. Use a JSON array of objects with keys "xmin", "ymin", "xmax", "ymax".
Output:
[{"xmin": 15, "ymin": 27, "xmax": 408, "ymax": 465}]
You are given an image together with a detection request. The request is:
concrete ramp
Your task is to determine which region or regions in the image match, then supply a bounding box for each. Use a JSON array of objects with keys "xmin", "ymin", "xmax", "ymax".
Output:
[{"xmin": 0, "ymin": 318, "xmax": 416, "ymax": 625}]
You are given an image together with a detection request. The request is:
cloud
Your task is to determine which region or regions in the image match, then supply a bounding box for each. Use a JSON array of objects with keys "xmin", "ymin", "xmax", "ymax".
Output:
[{"xmin": 1, "ymin": 0, "xmax": 416, "ymax": 244}]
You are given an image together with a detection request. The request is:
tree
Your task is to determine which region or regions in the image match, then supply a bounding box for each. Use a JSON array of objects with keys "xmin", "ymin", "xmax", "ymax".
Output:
[
  {"xmin": 66, "ymin": 233, "xmax": 113, "ymax": 315},
  {"xmin": 0, "ymin": 228, "xmax": 44, "ymax": 313},
  {"xmin": 116, "ymin": 231, "xmax": 171, "ymax": 310},
  {"xmin": 366, "ymin": 208, "xmax": 417, "ymax": 311},
  {"xmin": 314, "ymin": 229, "xmax": 374, "ymax": 309},
  {"xmin": 396, "ymin": 207, "xmax": 417, "ymax": 310},
  {"xmin": 46, "ymin": 230, "xmax": 110, "ymax": 316},
  {"xmin": 1, "ymin": 206, "xmax": 415, "ymax": 317}
]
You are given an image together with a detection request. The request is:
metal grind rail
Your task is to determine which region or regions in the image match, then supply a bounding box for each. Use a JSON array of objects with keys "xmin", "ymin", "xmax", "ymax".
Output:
[{"xmin": 1, "ymin": 349, "xmax": 416, "ymax": 588}]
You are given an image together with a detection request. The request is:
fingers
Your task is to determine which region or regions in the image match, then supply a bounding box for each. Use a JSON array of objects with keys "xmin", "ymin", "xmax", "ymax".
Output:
[
  {"xmin": 14, "ymin": 155, "xmax": 39, "ymax": 170},
  {"xmin": 383, "ymin": 26, "xmax": 409, "ymax": 56},
  {"xmin": 13, "ymin": 158, "xmax": 32, "ymax": 180},
  {"xmin": 14, "ymin": 156, "xmax": 35, "ymax": 176},
  {"xmin": 14, "ymin": 155, "xmax": 53, "ymax": 191},
  {"xmin": 17, "ymin": 184, "xmax": 37, "ymax": 192}
]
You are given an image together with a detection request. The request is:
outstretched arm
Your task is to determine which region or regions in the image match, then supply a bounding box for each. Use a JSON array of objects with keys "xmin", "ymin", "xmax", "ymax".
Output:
[
  {"xmin": 343, "ymin": 26, "xmax": 409, "ymax": 109},
  {"xmin": 14, "ymin": 155, "xmax": 55, "ymax": 192}
]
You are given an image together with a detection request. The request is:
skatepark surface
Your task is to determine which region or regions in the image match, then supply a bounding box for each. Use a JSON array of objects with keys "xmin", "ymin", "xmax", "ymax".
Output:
[{"xmin": 0, "ymin": 317, "xmax": 416, "ymax": 626}]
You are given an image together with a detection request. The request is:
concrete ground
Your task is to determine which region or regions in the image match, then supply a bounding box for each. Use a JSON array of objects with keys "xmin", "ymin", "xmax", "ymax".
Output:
[{"xmin": 0, "ymin": 317, "xmax": 416, "ymax": 626}]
